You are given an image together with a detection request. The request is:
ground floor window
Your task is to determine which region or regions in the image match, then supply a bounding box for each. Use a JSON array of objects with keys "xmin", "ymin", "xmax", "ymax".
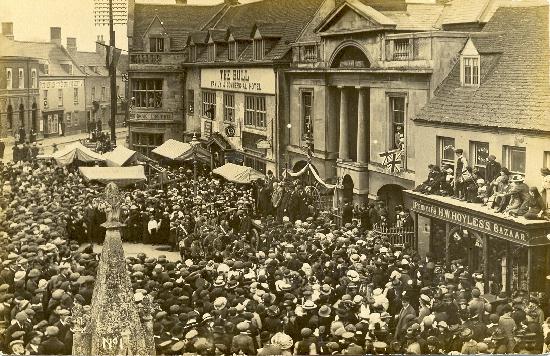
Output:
[
  {"xmin": 44, "ymin": 114, "xmax": 59, "ymax": 134},
  {"xmin": 132, "ymin": 132, "xmax": 163, "ymax": 156},
  {"xmin": 243, "ymin": 155, "xmax": 266, "ymax": 174}
]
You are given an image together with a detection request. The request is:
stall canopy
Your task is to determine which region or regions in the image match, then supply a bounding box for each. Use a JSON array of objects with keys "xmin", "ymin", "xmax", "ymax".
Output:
[
  {"xmin": 151, "ymin": 139, "xmax": 211, "ymax": 163},
  {"xmin": 212, "ymin": 163, "xmax": 265, "ymax": 184},
  {"xmin": 51, "ymin": 142, "xmax": 106, "ymax": 166},
  {"xmin": 103, "ymin": 146, "xmax": 154, "ymax": 167},
  {"xmin": 78, "ymin": 166, "xmax": 146, "ymax": 187}
]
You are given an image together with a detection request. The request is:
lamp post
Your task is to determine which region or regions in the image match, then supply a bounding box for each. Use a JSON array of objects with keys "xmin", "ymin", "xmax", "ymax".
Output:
[
  {"xmin": 190, "ymin": 133, "xmax": 199, "ymax": 196},
  {"xmin": 286, "ymin": 123, "xmax": 292, "ymax": 174}
]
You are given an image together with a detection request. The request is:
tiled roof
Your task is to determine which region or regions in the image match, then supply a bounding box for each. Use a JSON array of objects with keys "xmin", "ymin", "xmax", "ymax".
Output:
[
  {"xmin": 380, "ymin": 4, "xmax": 445, "ymax": 31},
  {"xmin": 226, "ymin": 26, "xmax": 253, "ymax": 41},
  {"xmin": 133, "ymin": 3, "xmax": 225, "ymax": 50},
  {"xmin": 440, "ymin": 0, "xmax": 491, "ymax": 25},
  {"xmin": 72, "ymin": 51, "xmax": 128, "ymax": 76},
  {"xmin": 0, "ymin": 36, "xmax": 86, "ymax": 77},
  {"xmin": 414, "ymin": 6, "xmax": 550, "ymax": 132},
  {"xmin": 208, "ymin": 29, "xmax": 227, "ymax": 43}
]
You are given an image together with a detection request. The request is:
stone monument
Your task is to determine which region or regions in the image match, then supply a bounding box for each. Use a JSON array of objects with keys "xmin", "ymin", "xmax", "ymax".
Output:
[{"xmin": 71, "ymin": 183, "xmax": 155, "ymax": 355}]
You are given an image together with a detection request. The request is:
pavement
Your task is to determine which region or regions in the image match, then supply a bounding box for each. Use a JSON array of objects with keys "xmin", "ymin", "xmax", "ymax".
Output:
[
  {"xmin": 1, "ymin": 127, "xmax": 128, "ymax": 162},
  {"xmin": 93, "ymin": 242, "xmax": 181, "ymax": 262}
]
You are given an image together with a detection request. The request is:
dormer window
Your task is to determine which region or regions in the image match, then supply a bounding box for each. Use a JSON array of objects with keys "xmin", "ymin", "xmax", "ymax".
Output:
[
  {"xmin": 462, "ymin": 56, "xmax": 480, "ymax": 86},
  {"xmin": 149, "ymin": 37, "xmax": 164, "ymax": 52},
  {"xmin": 253, "ymin": 39, "xmax": 264, "ymax": 61},
  {"xmin": 228, "ymin": 41, "xmax": 237, "ymax": 61},
  {"xmin": 61, "ymin": 64, "xmax": 73, "ymax": 75},
  {"xmin": 207, "ymin": 43, "xmax": 216, "ymax": 62}
]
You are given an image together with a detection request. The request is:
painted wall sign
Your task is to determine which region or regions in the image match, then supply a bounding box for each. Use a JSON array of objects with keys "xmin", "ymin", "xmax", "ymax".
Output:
[
  {"xmin": 203, "ymin": 120, "xmax": 213, "ymax": 140},
  {"xmin": 201, "ymin": 68, "xmax": 276, "ymax": 94},
  {"xmin": 256, "ymin": 139, "xmax": 272, "ymax": 149},
  {"xmin": 39, "ymin": 80, "xmax": 84, "ymax": 89},
  {"xmin": 410, "ymin": 199, "xmax": 529, "ymax": 243}
]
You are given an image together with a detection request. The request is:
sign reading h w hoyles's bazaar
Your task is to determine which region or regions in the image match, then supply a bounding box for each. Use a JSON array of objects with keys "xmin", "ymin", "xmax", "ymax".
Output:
[
  {"xmin": 411, "ymin": 199, "xmax": 529, "ymax": 243},
  {"xmin": 201, "ymin": 68, "xmax": 276, "ymax": 95}
]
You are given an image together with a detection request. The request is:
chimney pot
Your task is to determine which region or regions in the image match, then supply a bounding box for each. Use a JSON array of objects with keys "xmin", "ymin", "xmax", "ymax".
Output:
[
  {"xmin": 50, "ymin": 27, "xmax": 61, "ymax": 46},
  {"xmin": 2, "ymin": 22, "xmax": 14, "ymax": 40}
]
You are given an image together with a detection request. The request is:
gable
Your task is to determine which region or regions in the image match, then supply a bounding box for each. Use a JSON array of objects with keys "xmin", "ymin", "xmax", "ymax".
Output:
[
  {"xmin": 144, "ymin": 17, "xmax": 168, "ymax": 38},
  {"xmin": 323, "ymin": 6, "xmax": 380, "ymax": 33},
  {"xmin": 316, "ymin": 1, "xmax": 396, "ymax": 34},
  {"xmin": 461, "ymin": 38, "xmax": 479, "ymax": 56}
]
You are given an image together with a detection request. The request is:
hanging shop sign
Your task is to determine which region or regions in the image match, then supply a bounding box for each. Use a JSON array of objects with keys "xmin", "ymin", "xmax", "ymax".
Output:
[
  {"xmin": 410, "ymin": 198, "xmax": 530, "ymax": 243},
  {"xmin": 203, "ymin": 120, "xmax": 212, "ymax": 140},
  {"xmin": 225, "ymin": 125, "xmax": 236, "ymax": 137},
  {"xmin": 256, "ymin": 139, "xmax": 272, "ymax": 149},
  {"xmin": 201, "ymin": 68, "xmax": 276, "ymax": 94}
]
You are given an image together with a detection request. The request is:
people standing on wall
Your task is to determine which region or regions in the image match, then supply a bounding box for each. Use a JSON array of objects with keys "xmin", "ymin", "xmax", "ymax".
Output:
[
  {"xmin": 453, "ymin": 149, "xmax": 469, "ymax": 200},
  {"xmin": 485, "ymin": 155, "xmax": 502, "ymax": 192}
]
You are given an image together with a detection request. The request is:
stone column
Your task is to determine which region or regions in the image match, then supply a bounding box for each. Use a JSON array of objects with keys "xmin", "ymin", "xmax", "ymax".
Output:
[
  {"xmin": 356, "ymin": 87, "xmax": 368, "ymax": 163},
  {"xmin": 338, "ymin": 86, "xmax": 349, "ymax": 160}
]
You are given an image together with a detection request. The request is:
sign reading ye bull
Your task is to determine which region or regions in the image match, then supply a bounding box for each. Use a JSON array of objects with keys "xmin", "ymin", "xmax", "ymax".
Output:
[
  {"xmin": 411, "ymin": 199, "xmax": 529, "ymax": 243},
  {"xmin": 201, "ymin": 68, "xmax": 276, "ymax": 94}
]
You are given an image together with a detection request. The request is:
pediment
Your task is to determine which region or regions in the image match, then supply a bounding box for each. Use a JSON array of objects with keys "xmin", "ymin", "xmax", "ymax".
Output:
[
  {"xmin": 461, "ymin": 38, "xmax": 479, "ymax": 56},
  {"xmin": 143, "ymin": 16, "xmax": 168, "ymax": 38},
  {"xmin": 316, "ymin": 0, "xmax": 396, "ymax": 34}
]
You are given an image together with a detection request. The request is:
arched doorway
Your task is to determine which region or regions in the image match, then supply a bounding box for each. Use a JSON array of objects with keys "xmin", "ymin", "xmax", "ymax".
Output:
[
  {"xmin": 377, "ymin": 184, "xmax": 404, "ymax": 225},
  {"xmin": 342, "ymin": 174, "xmax": 354, "ymax": 203},
  {"xmin": 331, "ymin": 44, "xmax": 371, "ymax": 69}
]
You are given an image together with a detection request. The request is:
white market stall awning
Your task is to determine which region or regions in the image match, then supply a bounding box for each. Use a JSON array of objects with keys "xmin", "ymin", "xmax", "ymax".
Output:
[
  {"xmin": 52, "ymin": 142, "xmax": 106, "ymax": 166},
  {"xmin": 212, "ymin": 163, "xmax": 265, "ymax": 184},
  {"xmin": 151, "ymin": 139, "xmax": 211, "ymax": 163},
  {"xmin": 102, "ymin": 146, "xmax": 137, "ymax": 167},
  {"xmin": 78, "ymin": 166, "xmax": 146, "ymax": 187}
]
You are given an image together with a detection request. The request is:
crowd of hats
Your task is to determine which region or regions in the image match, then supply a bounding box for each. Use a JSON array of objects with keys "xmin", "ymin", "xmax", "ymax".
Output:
[{"xmin": 1, "ymin": 160, "xmax": 550, "ymax": 355}]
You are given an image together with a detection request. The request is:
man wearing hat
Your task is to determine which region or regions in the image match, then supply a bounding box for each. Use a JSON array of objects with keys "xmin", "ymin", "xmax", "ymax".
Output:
[
  {"xmin": 4, "ymin": 311, "xmax": 31, "ymax": 346},
  {"xmin": 231, "ymin": 321, "xmax": 255, "ymax": 355},
  {"xmin": 38, "ymin": 326, "xmax": 65, "ymax": 355},
  {"xmin": 394, "ymin": 294, "xmax": 416, "ymax": 341}
]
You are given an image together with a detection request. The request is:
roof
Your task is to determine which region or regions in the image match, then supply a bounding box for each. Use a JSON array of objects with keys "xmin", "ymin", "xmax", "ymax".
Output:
[
  {"xmin": 52, "ymin": 142, "xmax": 106, "ymax": 166},
  {"xmin": 133, "ymin": 3, "xmax": 226, "ymax": 50},
  {"xmin": 414, "ymin": 6, "xmax": 550, "ymax": 132},
  {"xmin": 0, "ymin": 36, "xmax": 85, "ymax": 77},
  {"xmin": 212, "ymin": 162, "xmax": 265, "ymax": 184},
  {"xmin": 79, "ymin": 166, "xmax": 146, "ymax": 187},
  {"xmin": 103, "ymin": 146, "xmax": 137, "ymax": 167},
  {"xmin": 380, "ymin": 4, "xmax": 445, "ymax": 31},
  {"xmin": 72, "ymin": 51, "xmax": 128, "ymax": 76},
  {"xmin": 440, "ymin": 0, "xmax": 492, "ymax": 25}
]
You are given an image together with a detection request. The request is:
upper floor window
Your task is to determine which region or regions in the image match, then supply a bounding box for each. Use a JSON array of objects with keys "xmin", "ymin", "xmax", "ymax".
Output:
[
  {"xmin": 393, "ymin": 39, "xmax": 410, "ymax": 60},
  {"xmin": 503, "ymin": 146, "xmax": 526, "ymax": 175},
  {"xmin": 6, "ymin": 68, "xmax": 12, "ymax": 89},
  {"xmin": 228, "ymin": 41, "xmax": 237, "ymax": 61},
  {"xmin": 61, "ymin": 64, "xmax": 73, "ymax": 75},
  {"xmin": 223, "ymin": 92, "xmax": 235, "ymax": 122},
  {"xmin": 244, "ymin": 95, "xmax": 266, "ymax": 128},
  {"xmin": 462, "ymin": 56, "xmax": 480, "ymax": 86},
  {"xmin": 470, "ymin": 141, "xmax": 489, "ymax": 176},
  {"xmin": 207, "ymin": 44, "xmax": 216, "ymax": 62},
  {"xmin": 31, "ymin": 69, "xmax": 37, "ymax": 88},
  {"xmin": 18, "ymin": 68, "xmax": 24, "ymax": 89},
  {"xmin": 149, "ymin": 37, "xmax": 164, "ymax": 52},
  {"xmin": 40, "ymin": 63, "xmax": 49, "ymax": 75},
  {"xmin": 389, "ymin": 96, "xmax": 406, "ymax": 149},
  {"xmin": 132, "ymin": 79, "xmax": 163, "ymax": 108},
  {"xmin": 253, "ymin": 39, "xmax": 264, "ymax": 61},
  {"xmin": 437, "ymin": 136, "xmax": 455, "ymax": 168},
  {"xmin": 101, "ymin": 87, "xmax": 106, "ymax": 101},
  {"xmin": 303, "ymin": 45, "xmax": 317, "ymax": 61},
  {"xmin": 202, "ymin": 91, "xmax": 216, "ymax": 119},
  {"xmin": 301, "ymin": 90, "xmax": 313, "ymax": 136}
]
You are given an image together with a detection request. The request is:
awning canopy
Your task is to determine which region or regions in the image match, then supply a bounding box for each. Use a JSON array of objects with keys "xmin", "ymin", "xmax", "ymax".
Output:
[
  {"xmin": 78, "ymin": 166, "xmax": 147, "ymax": 187},
  {"xmin": 103, "ymin": 146, "xmax": 136, "ymax": 167},
  {"xmin": 52, "ymin": 142, "xmax": 106, "ymax": 166},
  {"xmin": 212, "ymin": 163, "xmax": 265, "ymax": 184},
  {"xmin": 151, "ymin": 139, "xmax": 211, "ymax": 164}
]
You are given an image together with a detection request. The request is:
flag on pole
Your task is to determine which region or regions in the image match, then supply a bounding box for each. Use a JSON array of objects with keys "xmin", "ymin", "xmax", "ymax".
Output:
[
  {"xmin": 379, "ymin": 148, "xmax": 403, "ymax": 173},
  {"xmin": 105, "ymin": 45, "xmax": 122, "ymax": 69}
]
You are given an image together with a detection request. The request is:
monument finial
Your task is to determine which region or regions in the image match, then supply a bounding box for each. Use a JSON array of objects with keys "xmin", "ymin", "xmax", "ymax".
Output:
[{"xmin": 103, "ymin": 182, "xmax": 123, "ymax": 225}]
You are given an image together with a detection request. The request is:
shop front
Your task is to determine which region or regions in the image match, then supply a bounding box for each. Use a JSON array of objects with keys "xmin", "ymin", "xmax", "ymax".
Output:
[
  {"xmin": 404, "ymin": 190, "xmax": 550, "ymax": 294},
  {"xmin": 41, "ymin": 110, "xmax": 64, "ymax": 137}
]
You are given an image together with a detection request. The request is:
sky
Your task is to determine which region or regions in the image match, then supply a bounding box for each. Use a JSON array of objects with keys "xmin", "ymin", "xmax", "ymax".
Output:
[{"xmin": 0, "ymin": 0, "xmax": 234, "ymax": 52}]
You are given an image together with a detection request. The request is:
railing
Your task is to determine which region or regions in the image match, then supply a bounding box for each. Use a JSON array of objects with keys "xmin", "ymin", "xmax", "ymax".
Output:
[
  {"xmin": 128, "ymin": 111, "xmax": 174, "ymax": 121},
  {"xmin": 129, "ymin": 52, "xmax": 185, "ymax": 65},
  {"xmin": 372, "ymin": 223, "xmax": 416, "ymax": 249}
]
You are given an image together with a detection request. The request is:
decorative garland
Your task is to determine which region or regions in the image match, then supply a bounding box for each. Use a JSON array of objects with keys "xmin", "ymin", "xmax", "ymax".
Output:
[{"xmin": 283, "ymin": 163, "xmax": 338, "ymax": 189}]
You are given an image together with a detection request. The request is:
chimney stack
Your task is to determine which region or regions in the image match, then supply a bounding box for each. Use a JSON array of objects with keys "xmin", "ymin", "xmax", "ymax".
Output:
[
  {"xmin": 2, "ymin": 22, "xmax": 14, "ymax": 40},
  {"xmin": 96, "ymin": 35, "xmax": 106, "ymax": 57},
  {"xmin": 50, "ymin": 27, "xmax": 61, "ymax": 46},
  {"xmin": 66, "ymin": 37, "xmax": 77, "ymax": 56},
  {"xmin": 175, "ymin": 0, "xmax": 187, "ymax": 4}
]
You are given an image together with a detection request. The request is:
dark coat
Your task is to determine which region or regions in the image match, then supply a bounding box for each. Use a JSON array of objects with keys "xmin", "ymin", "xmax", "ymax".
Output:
[
  {"xmin": 231, "ymin": 333, "xmax": 256, "ymax": 355},
  {"xmin": 485, "ymin": 160, "xmax": 502, "ymax": 183},
  {"xmin": 38, "ymin": 336, "xmax": 67, "ymax": 355}
]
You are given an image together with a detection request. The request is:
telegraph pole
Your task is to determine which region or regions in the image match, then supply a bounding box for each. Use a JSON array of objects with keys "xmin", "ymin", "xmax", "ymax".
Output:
[{"xmin": 109, "ymin": 0, "xmax": 117, "ymax": 146}]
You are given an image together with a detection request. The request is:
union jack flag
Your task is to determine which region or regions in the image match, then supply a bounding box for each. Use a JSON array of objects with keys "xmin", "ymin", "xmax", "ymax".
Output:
[{"xmin": 379, "ymin": 149, "xmax": 403, "ymax": 173}]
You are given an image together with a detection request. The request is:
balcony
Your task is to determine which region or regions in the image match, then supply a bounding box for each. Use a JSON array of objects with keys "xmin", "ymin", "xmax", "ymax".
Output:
[
  {"xmin": 129, "ymin": 52, "xmax": 185, "ymax": 72},
  {"xmin": 128, "ymin": 109, "xmax": 176, "ymax": 123}
]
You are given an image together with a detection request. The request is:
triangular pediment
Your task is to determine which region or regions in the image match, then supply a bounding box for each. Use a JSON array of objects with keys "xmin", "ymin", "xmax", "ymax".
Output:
[
  {"xmin": 143, "ymin": 16, "xmax": 168, "ymax": 38},
  {"xmin": 316, "ymin": 0, "xmax": 396, "ymax": 34},
  {"xmin": 461, "ymin": 38, "xmax": 479, "ymax": 56}
]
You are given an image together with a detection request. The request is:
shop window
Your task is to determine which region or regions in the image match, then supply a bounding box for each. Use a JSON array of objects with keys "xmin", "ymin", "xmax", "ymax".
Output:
[
  {"xmin": 437, "ymin": 136, "xmax": 455, "ymax": 168},
  {"xmin": 207, "ymin": 44, "xmax": 216, "ymax": 62},
  {"xmin": 18, "ymin": 68, "xmax": 24, "ymax": 89},
  {"xmin": 228, "ymin": 41, "xmax": 237, "ymax": 61},
  {"xmin": 202, "ymin": 91, "xmax": 216, "ymax": 119},
  {"xmin": 187, "ymin": 89, "xmax": 194, "ymax": 114},
  {"xmin": 6, "ymin": 68, "xmax": 12, "ymax": 89},
  {"xmin": 301, "ymin": 90, "xmax": 313, "ymax": 136},
  {"xmin": 393, "ymin": 39, "xmax": 410, "ymax": 60},
  {"xmin": 58, "ymin": 89, "xmax": 63, "ymax": 107},
  {"xmin": 503, "ymin": 146, "xmax": 526, "ymax": 175},
  {"xmin": 389, "ymin": 96, "xmax": 405, "ymax": 149},
  {"xmin": 462, "ymin": 56, "xmax": 480, "ymax": 86},
  {"xmin": 470, "ymin": 141, "xmax": 489, "ymax": 177},
  {"xmin": 149, "ymin": 37, "xmax": 164, "ymax": 53},
  {"xmin": 6, "ymin": 105, "xmax": 12, "ymax": 129},
  {"xmin": 74, "ymin": 88, "xmax": 79, "ymax": 105},
  {"xmin": 43, "ymin": 90, "xmax": 48, "ymax": 109},
  {"xmin": 132, "ymin": 132, "xmax": 164, "ymax": 156},
  {"xmin": 244, "ymin": 95, "xmax": 266, "ymax": 128},
  {"xmin": 223, "ymin": 92, "xmax": 235, "ymax": 122},
  {"xmin": 253, "ymin": 39, "xmax": 264, "ymax": 61},
  {"xmin": 31, "ymin": 69, "xmax": 37, "ymax": 88},
  {"xmin": 132, "ymin": 79, "xmax": 163, "ymax": 108}
]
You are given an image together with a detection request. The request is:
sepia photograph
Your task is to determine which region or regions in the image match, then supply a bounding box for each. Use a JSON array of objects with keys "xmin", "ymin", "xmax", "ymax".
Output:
[{"xmin": 0, "ymin": 0, "xmax": 550, "ymax": 354}]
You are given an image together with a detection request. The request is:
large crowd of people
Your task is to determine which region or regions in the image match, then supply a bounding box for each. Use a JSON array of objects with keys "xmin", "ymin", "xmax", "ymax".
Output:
[{"xmin": 1, "ymin": 157, "xmax": 550, "ymax": 355}]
